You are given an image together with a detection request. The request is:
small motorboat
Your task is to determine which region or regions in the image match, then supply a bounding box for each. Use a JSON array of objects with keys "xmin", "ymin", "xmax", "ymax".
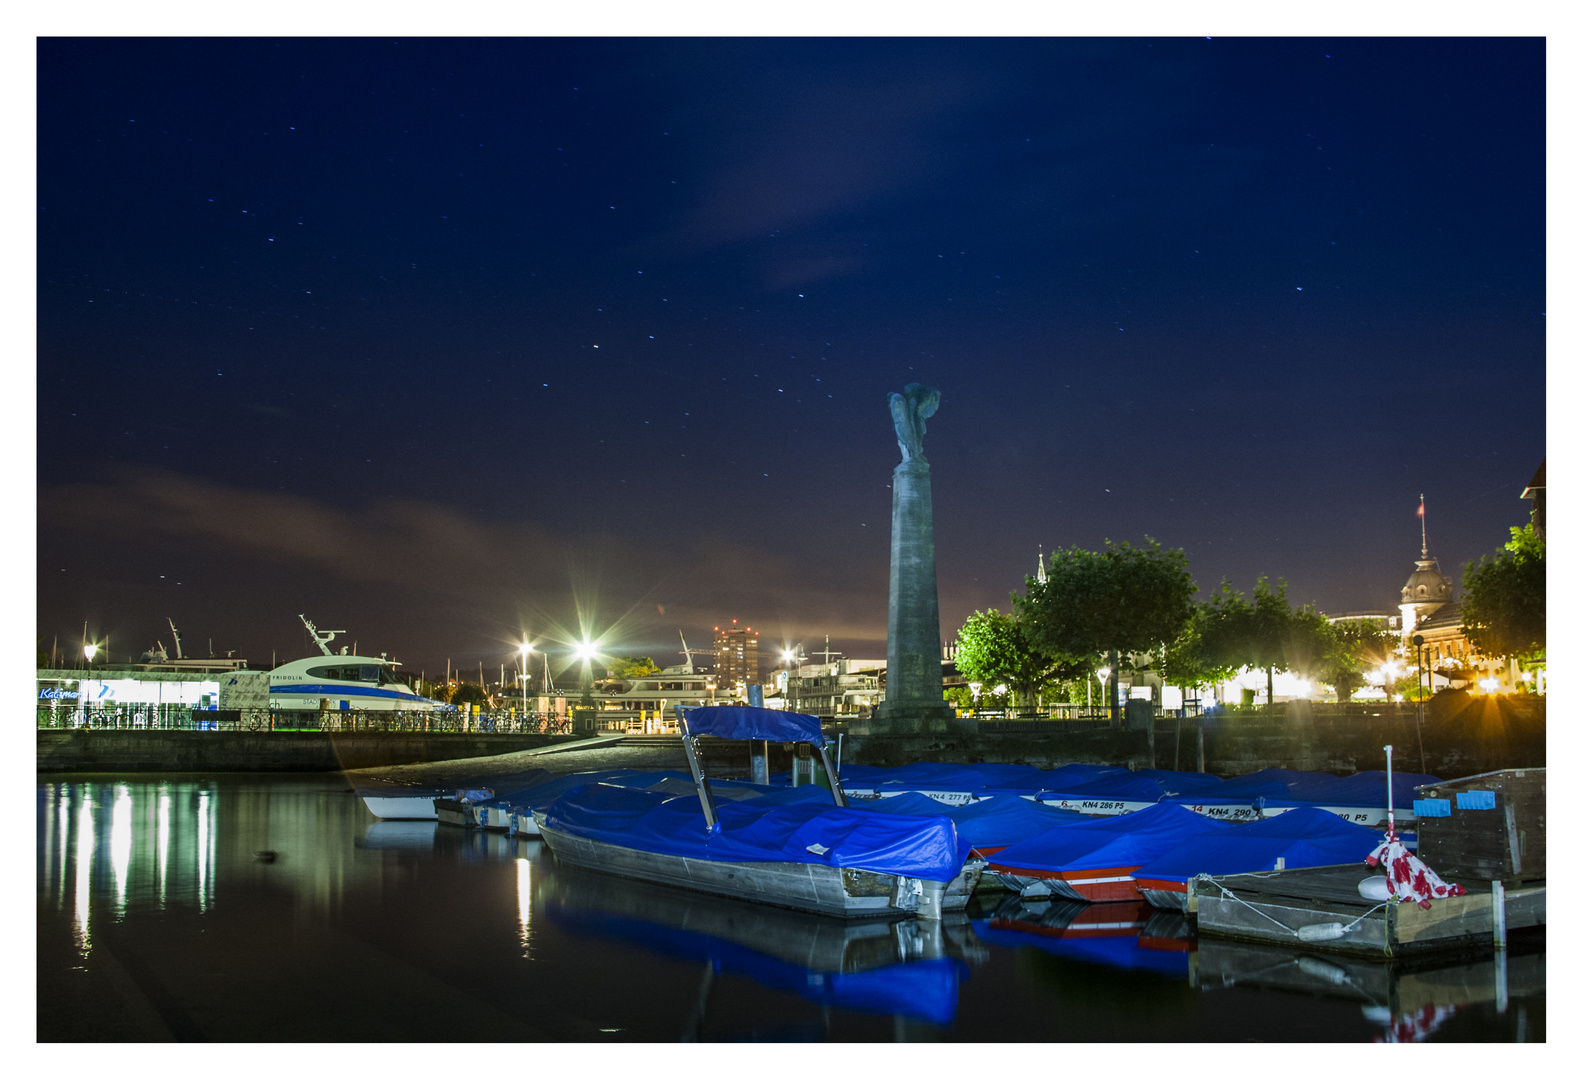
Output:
[
  {"xmin": 535, "ymin": 704, "xmax": 980, "ymax": 919},
  {"xmin": 1257, "ymin": 769, "xmax": 1442, "ymax": 829},
  {"xmin": 985, "ymin": 801, "xmax": 1234, "ymax": 902},
  {"xmin": 1131, "ymin": 806, "xmax": 1387, "ymax": 911},
  {"xmin": 1160, "ymin": 768, "xmax": 1339, "ymax": 821}
]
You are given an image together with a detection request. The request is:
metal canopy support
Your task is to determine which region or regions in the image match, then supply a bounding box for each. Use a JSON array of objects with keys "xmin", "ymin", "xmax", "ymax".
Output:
[
  {"xmin": 749, "ymin": 739, "xmax": 769, "ymax": 785},
  {"xmin": 676, "ymin": 705, "xmax": 719, "ymax": 833},
  {"xmin": 817, "ymin": 743, "xmax": 848, "ymax": 807}
]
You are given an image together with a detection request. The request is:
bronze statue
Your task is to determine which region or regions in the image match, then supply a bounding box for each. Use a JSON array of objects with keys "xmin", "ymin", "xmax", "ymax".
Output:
[{"xmin": 888, "ymin": 383, "xmax": 940, "ymax": 463}]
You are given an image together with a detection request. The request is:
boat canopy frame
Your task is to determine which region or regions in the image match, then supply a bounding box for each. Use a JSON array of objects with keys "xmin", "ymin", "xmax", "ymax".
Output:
[{"xmin": 675, "ymin": 705, "xmax": 848, "ymax": 831}]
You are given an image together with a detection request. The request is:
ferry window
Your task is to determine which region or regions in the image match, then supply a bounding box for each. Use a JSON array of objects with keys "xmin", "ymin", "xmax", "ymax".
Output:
[{"xmin": 379, "ymin": 665, "xmax": 400, "ymax": 684}]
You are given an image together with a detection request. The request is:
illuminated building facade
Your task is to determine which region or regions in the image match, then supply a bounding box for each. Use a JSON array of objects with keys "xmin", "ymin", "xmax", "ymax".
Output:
[{"xmin": 712, "ymin": 620, "xmax": 760, "ymax": 697}]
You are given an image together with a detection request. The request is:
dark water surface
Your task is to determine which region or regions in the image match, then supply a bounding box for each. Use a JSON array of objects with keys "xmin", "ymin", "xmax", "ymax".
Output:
[{"xmin": 37, "ymin": 774, "xmax": 1543, "ymax": 1042}]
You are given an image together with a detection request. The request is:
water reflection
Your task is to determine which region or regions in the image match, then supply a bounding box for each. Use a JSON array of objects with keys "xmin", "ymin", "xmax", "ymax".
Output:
[
  {"xmin": 37, "ymin": 776, "xmax": 1541, "ymax": 1042},
  {"xmin": 541, "ymin": 865, "xmax": 985, "ymax": 1028},
  {"xmin": 971, "ymin": 896, "xmax": 1196, "ymax": 979},
  {"xmin": 1191, "ymin": 935, "xmax": 1544, "ymax": 1042}
]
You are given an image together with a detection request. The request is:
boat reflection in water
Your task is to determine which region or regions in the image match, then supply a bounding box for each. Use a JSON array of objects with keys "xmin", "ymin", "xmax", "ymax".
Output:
[
  {"xmin": 972, "ymin": 896, "xmax": 1196, "ymax": 979},
  {"xmin": 539, "ymin": 865, "xmax": 989, "ymax": 1028},
  {"xmin": 1191, "ymin": 935, "xmax": 1544, "ymax": 1043}
]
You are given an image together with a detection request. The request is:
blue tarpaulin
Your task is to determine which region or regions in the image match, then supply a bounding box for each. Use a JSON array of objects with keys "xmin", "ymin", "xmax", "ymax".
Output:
[
  {"xmin": 1260, "ymin": 769, "xmax": 1442, "ymax": 814},
  {"xmin": 542, "ymin": 782, "xmax": 971, "ymax": 881},
  {"xmin": 853, "ymin": 792, "xmax": 1087, "ymax": 853},
  {"xmin": 682, "ymin": 705, "xmax": 827, "ymax": 746},
  {"xmin": 1132, "ymin": 807, "xmax": 1383, "ymax": 885},
  {"xmin": 987, "ymin": 802, "xmax": 1233, "ymax": 872}
]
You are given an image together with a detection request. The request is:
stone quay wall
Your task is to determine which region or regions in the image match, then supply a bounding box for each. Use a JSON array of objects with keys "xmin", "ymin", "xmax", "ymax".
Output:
[
  {"xmin": 844, "ymin": 694, "xmax": 1545, "ymax": 781},
  {"xmin": 36, "ymin": 730, "xmax": 580, "ymax": 773}
]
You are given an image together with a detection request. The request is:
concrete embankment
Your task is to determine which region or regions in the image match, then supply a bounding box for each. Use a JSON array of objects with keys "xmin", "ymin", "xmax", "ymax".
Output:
[
  {"xmin": 36, "ymin": 730, "xmax": 592, "ymax": 773},
  {"xmin": 844, "ymin": 695, "xmax": 1545, "ymax": 780}
]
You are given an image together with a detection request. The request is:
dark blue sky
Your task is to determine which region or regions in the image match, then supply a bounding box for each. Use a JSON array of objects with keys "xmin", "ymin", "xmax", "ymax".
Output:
[{"xmin": 36, "ymin": 37, "xmax": 1546, "ymax": 677}]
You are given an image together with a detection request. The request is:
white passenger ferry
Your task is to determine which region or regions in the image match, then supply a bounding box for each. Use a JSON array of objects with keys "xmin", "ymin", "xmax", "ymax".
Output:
[{"xmin": 267, "ymin": 616, "xmax": 447, "ymax": 711}]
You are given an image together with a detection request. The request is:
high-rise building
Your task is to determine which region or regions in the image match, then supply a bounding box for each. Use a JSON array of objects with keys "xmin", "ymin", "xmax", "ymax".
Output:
[{"xmin": 712, "ymin": 620, "xmax": 760, "ymax": 697}]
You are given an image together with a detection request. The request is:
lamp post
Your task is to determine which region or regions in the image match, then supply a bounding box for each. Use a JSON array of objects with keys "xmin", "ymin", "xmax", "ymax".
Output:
[
  {"xmin": 83, "ymin": 641, "xmax": 98, "ymax": 674},
  {"xmin": 1411, "ymin": 633, "xmax": 1427, "ymax": 774},
  {"xmin": 1097, "ymin": 666, "xmax": 1111, "ymax": 721},
  {"xmin": 968, "ymin": 681, "xmax": 982, "ymax": 715},
  {"xmin": 518, "ymin": 642, "xmax": 532, "ymax": 722}
]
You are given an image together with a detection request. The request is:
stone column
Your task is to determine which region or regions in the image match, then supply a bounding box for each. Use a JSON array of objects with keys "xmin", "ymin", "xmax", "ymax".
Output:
[{"xmin": 863, "ymin": 383, "xmax": 966, "ymax": 734}]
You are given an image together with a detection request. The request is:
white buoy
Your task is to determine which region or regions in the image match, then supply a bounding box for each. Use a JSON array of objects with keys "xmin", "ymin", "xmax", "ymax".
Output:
[{"xmin": 1296, "ymin": 922, "xmax": 1347, "ymax": 942}]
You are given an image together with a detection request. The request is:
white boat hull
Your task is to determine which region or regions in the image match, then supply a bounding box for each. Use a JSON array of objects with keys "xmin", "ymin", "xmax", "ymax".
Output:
[
  {"xmin": 537, "ymin": 818, "xmax": 981, "ymax": 920},
  {"xmin": 360, "ymin": 794, "xmax": 440, "ymax": 820}
]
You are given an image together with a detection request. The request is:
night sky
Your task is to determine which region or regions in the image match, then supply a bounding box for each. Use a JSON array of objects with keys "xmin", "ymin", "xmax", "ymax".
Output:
[{"xmin": 35, "ymin": 36, "xmax": 1547, "ymax": 680}]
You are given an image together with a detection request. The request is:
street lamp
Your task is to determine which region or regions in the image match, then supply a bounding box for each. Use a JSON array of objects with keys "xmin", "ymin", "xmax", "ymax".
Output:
[
  {"xmin": 518, "ymin": 642, "xmax": 532, "ymax": 720},
  {"xmin": 968, "ymin": 681, "xmax": 982, "ymax": 714},
  {"xmin": 1097, "ymin": 666, "xmax": 1111, "ymax": 718}
]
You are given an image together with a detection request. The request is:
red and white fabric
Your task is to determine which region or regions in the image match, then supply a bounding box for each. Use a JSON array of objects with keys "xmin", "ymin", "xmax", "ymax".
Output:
[{"xmin": 1365, "ymin": 825, "xmax": 1468, "ymax": 909}]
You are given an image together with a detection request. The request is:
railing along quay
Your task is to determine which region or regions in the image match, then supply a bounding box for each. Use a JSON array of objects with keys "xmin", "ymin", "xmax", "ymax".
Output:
[{"xmin": 38, "ymin": 705, "xmax": 575, "ymax": 735}]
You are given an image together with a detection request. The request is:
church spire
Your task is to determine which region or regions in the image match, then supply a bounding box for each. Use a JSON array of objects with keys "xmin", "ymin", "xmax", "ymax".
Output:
[
  {"xmin": 1418, "ymin": 494, "xmax": 1428, "ymax": 558},
  {"xmin": 1036, "ymin": 546, "xmax": 1047, "ymax": 585}
]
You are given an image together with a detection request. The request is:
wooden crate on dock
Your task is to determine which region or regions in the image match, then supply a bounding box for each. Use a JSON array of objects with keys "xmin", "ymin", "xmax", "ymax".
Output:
[{"xmin": 1413, "ymin": 768, "xmax": 1544, "ymax": 882}]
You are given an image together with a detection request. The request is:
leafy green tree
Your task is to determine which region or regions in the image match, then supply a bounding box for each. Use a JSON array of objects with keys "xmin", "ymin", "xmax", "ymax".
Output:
[
  {"xmin": 608, "ymin": 656, "xmax": 659, "ymax": 679},
  {"xmin": 1189, "ymin": 577, "xmax": 1327, "ymax": 709},
  {"xmin": 1461, "ymin": 524, "xmax": 1545, "ymax": 660},
  {"xmin": 1321, "ymin": 618, "xmax": 1396, "ymax": 703},
  {"xmin": 954, "ymin": 608, "xmax": 1081, "ymax": 707},
  {"xmin": 1018, "ymin": 538, "xmax": 1196, "ymax": 726}
]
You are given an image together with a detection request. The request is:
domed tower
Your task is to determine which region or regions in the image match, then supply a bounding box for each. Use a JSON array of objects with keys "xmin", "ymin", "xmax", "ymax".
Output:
[{"xmin": 1399, "ymin": 494, "xmax": 1453, "ymax": 643}]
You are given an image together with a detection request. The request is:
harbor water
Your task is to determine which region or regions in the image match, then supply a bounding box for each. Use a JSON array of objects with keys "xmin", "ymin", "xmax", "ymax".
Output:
[{"xmin": 37, "ymin": 774, "xmax": 1543, "ymax": 1042}]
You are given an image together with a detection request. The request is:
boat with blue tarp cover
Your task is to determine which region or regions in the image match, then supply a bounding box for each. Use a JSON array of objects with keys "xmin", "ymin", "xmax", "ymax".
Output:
[
  {"xmin": 986, "ymin": 801, "xmax": 1235, "ymax": 902},
  {"xmin": 534, "ymin": 705, "xmax": 982, "ymax": 919},
  {"xmin": 826, "ymin": 789, "xmax": 1088, "ymax": 858},
  {"xmin": 1033, "ymin": 771, "xmax": 1211, "ymax": 816},
  {"xmin": 839, "ymin": 761, "xmax": 1123, "ymax": 805},
  {"xmin": 1258, "ymin": 769, "xmax": 1441, "ymax": 828},
  {"xmin": 1159, "ymin": 767, "xmax": 1339, "ymax": 821},
  {"xmin": 542, "ymin": 864, "xmax": 980, "ymax": 1026},
  {"xmin": 971, "ymin": 896, "xmax": 1195, "ymax": 979},
  {"xmin": 1131, "ymin": 806, "xmax": 1387, "ymax": 911}
]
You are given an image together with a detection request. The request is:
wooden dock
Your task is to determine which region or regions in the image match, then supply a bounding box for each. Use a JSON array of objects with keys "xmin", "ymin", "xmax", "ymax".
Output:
[{"xmin": 1191, "ymin": 864, "xmax": 1544, "ymax": 959}]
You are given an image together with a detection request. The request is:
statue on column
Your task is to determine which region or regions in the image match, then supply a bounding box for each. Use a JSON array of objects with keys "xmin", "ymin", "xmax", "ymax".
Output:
[{"xmin": 888, "ymin": 383, "xmax": 940, "ymax": 463}]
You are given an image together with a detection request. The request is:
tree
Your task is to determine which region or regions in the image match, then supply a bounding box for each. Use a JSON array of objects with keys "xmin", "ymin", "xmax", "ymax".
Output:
[
  {"xmin": 954, "ymin": 608, "xmax": 1081, "ymax": 708},
  {"xmin": 608, "ymin": 656, "xmax": 659, "ymax": 679},
  {"xmin": 1189, "ymin": 577, "xmax": 1327, "ymax": 709},
  {"xmin": 1461, "ymin": 524, "xmax": 1545, "ymax": 660},
  {"xmin": 1321, "ymin": 618, "xmax": 1396, "ymax": 703},
  {"xmin": 1017, "ymin": 538, "xmax": 1196, "ymax": 726}
]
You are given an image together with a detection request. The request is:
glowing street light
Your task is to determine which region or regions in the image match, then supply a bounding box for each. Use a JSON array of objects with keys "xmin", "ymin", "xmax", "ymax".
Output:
[
  {"xmin": 968, "ymin": 681, "xmax": 982, "ymax": 714},
  {"xmin": 1479, "ymin": 677, "xmax": 1499, "ymax": 693}
]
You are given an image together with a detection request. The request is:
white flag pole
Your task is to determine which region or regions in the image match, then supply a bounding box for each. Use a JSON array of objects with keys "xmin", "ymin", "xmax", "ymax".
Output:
[{"xmin": 1384, "ymin": 744, "xmax": 1395, "ymax": 838}]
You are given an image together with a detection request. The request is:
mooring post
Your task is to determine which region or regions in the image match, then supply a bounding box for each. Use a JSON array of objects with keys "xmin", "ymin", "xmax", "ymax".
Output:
[{"xmin": 1197, "ymin": 723, "xmax": 1205, "ymax": 774}]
